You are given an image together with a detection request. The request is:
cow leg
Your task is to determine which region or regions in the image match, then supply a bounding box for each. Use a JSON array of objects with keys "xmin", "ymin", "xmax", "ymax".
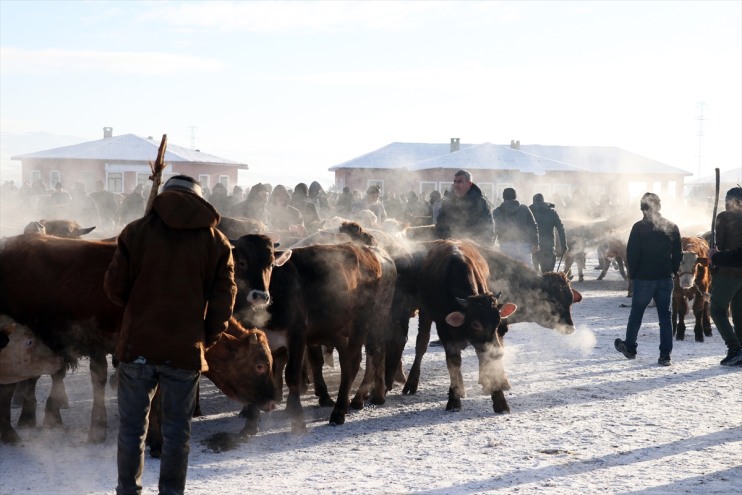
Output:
[
  {"xmin": 702, "ymin": 302, "xmax": 713, "ymax": 337},
  {"xmin": 597, "ymin": 260, "xmax": 611, "ymax": 281},
  {"xmin": 11, "ymin": 379, "xmax": 29, "ymax": 408},
  {"xmin": 475, "ymin": 343, "xmax": 510, "ymax": 414},
  {"xmin": 239, "ymin": 403, "xmax": 261, "ymax": 436},
  {"xmin": 284, "ymin": 336, "xmax": 307, "ymax": 433},
  {"xmin": 86, "ymin": 352, "xmax": 108, "ymax": 443},
  {"xmin": 271, "ymin": 348, "xmax": 287, "ymax": 404},
  {"xmin": 0, "ymin": 383, "xmax": 21, "ymax": 444},
  {"xmin": 675, "ymin": 296, "xmax": 688, "ymax": 341},
  {"xmin": 351, "ymin": 332, "xmax": 386, "ymax": 409},
  {"xmin": 403, "ymin": 312, "xmax": 432, "ymax": 395},
  {"xmin": 384, "ymin": 311, "xmax": 410, "ymax": 392},
  {"xmin": 42, "ymin": 372, "xmax": 65, "ymax": 428},
  {"xmin": 617, "ymin": 258, "xmax": 628, "ymax": 281},
  {"xmin": 692, "ymin": 294, "xmax": 705, "ymax": 342},
  {"xmin": 329, "ymin": 334, "xmax": 364, "ymax": 426},
  {"xmin": 577, "ymin": 253, "xmax": 585, "ymax": 282},
  {"xmin": 17, "ymin": 376, "xmax": 40, "ymax": 428},
  {"xmin": 444, "ymin": 346, "xmax": 464, "ymax": 412},
  {"xmin": 306, "ymin": 344, "xmax": 333, "ymax": 407}
]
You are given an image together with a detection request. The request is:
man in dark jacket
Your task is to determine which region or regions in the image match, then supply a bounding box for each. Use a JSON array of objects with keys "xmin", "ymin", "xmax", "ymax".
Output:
[
  {"xmin": 493, "ymin": 187, "xmax": 539, "ymax": 264},
  {"xmin": 529, "ymin": 193, "xmax": 567, "ymax": 273},
  {"xmin": 615, "ymin": 192, "xmax": 681, "ymax": 366},
  {"xmin": 105, "ymin": 175, "xmax": 237, "ymax": 495},
  {"xmin": 435, "ymin": 169, "xmax": 494, "ymax": 247},
  {"xmin": 709, "ymin": 186, "xmax": 742, "ymax": 366}
]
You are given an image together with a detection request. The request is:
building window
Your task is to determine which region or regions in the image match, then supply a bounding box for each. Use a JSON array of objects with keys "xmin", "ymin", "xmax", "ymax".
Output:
[
  {"xmin": 136, "ymin": 173, "xmax": 150, "ymax": 188},
  {"xmin": 107, "ymin": 172, "xmax": 124, "ymax": 193},
  {"xmin": 218, "ymin": 175, "xmax": 230, "ymax": 189},
  {"xmin": 478, "ymin": 182, "xmax": 495, "ymax": 204},
  {"xmin": 420, "ymin": 181, "xmax": 438, "ymax": 197},
  {"xmin": 367, "ymin": 180, "xmax": 383, "ymax": 194},
  {"xmin": 49, "ymin": 170, "xmax": 61, "ymax": 188},
  {"xmin": 198, "ymin": 175, "xmax": 210, "ymax": 189},
  {"xmin": 31, "ymin": 170, "xmax": 42, "ymax": 186}
]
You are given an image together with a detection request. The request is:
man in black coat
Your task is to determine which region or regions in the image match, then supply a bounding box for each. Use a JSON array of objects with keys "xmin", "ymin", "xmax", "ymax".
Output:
[
  {"xmin": 615, "ymin": 193, "xmax": 682, "ymax": 366},
  {"xmin": 529, "ymin": 193, "xmax": 567, "ymax": 273},
  {"xmin": 493, "ymin": 187, "xmax": 539, "ymax": 264},
  {"xmin": 435, "ymin": 169, "xmax": 494, "ymax": 247}
]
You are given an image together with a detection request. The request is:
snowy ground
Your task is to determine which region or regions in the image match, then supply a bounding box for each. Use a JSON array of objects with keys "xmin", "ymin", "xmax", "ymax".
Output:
[{"xmin": 1, "ymin": 263, "xmax": 741, "ymax": 495}]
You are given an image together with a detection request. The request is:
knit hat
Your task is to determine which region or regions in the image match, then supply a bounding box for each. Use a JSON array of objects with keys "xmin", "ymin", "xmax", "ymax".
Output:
[
  {"xmin": 367, "ymin": 185, "xmax": 381, "ymax": 195},
  {"xmin": 163, "ymin": 175, "xmax": 202, "ymax": 197},
  {"xmin": 725, "ymin": 186, "xmax": 742, "ymax": 201},
  {"xmin": 503, "ymin": 188, "xmax": 516, "ymax": 200},
  {"xmin": 533, "ymin": 193, "xmax": 544, "ymax": 203}
]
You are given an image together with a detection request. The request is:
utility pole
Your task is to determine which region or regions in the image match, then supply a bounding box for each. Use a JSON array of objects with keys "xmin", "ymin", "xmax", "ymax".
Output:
[{"xmin": 696, "ymin": 101, "xmax": 706, "ymax": 177}]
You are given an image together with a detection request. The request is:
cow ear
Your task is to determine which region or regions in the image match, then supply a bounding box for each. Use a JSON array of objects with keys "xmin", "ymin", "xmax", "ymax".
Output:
[
  {"xmin": 697, "ymin": 257, "xmax": 709, "ymax": 266},
  {"xmin": 73, "ymin": 226, "xmax": 96, "ymax": 237},
  {"xmin": 498, "ymin": 303, "xmax": 517, "ymax": 319},
  {"xmin": 0, "ymin": 323, "xmax": 17, "ymax": 335},
  {"xmin": 445, "ymin": 311, "xmax": 466, "ymax": 327},
  {"xmin": 275, "ymin": 249, "xmax": 292, "ymax": 267},
  {"xmin": 572, "ymin": 289, "xmax": 583, "ymax": 303}
]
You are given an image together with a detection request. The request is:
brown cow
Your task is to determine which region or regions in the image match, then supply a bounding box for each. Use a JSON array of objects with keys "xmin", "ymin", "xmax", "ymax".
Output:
[
  {"xmin": 672, "ymin": 236, "xmax": 712, "ymax": 341},
  {"xmin": 0, "ymin": 315, "xmax": 64, "ymax": 384},
  {"xmin": 230, "ymin": 234, "xmax": 395, "ymax": 432},
  {"xmin": 216, "ymin": 216, "xmax": 266, "ymax": 239},
  {"xmin": 146, "ymin": 318, "xmax": 276, "ymax": 457},
  {"xmin": 401, "ymin": 240, "xmax": 517, "ymax": 413},
  {"xmin": 392, "ymin": 244, "xmax": 581, "ymax": 397},
  {"xmin": 0, "ymin": 233, "xmax": 277, "ymax": 444}
]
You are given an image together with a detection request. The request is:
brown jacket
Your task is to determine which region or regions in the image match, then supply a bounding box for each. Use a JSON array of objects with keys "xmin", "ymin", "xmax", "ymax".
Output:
[
  {"xmin": 104, "ymin": 189, "xmax": 237, "ymax": 371},
  {"xmin": 715, "ymin": 208, "xmax": 742, "ymax": 278}
]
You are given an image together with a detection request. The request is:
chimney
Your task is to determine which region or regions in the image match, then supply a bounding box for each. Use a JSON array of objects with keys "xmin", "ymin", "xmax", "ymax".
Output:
[
  {"xmin": 103, "ymin": 127, "xmax": 113, "ymax": 138},
  {"xmin": 510, "ymin": 139, "xmax": 520, "ymax": 150},
  {"xmin": 450, "ymin": 138, "xmax": 460, "ymax": 153}
]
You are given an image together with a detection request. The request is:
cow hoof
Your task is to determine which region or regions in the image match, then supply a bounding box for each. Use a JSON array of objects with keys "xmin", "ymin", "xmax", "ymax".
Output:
[
  {"xmin": 445, "ymin": 398, "xmax": 462, "ymax": 412},
  {"xmin": 492, "ymin": 391, "xmax": 510, "ymax": 414},
  {"xmin": 349, "ymin": 397, "xmax": 364, "ymax": 410},
  {"xmin": 1, "ymin": 429, "xmax": 21, "ymax": 444},
  {"xmin": 695, "ymin": 334, "xmax": 704, "ymax": 343},
  {"xmin": 329, "ymin": 411, "xmax": 346, "ymax": 426},
  {"xmin": 240, "ymin": 422, "xmax": 258, "ymax": 437},
  {"xmin": 704, "ymin": 329, "xmax": 713, "ymax": 337},
  {"xmin": 87, "ymin": 427, "xmax": 106, "ymax": 444},
  {"xmin": 370, "ymin": 395, "xmax": 385, "ymax": 406},
  {"xmin": 291, "ymin": 421, "xmax": 307, "ymax": 434},
  {"xmin": 402, "ymin": 382, "xmax": 418, "ymax": 395},
  {"xmin": 42, "ymin": 411, "xmax": 63, "ymax": 428},
  {"xmin": 149, "ymin": 446, "xmax": 162, "ymax": 459}
]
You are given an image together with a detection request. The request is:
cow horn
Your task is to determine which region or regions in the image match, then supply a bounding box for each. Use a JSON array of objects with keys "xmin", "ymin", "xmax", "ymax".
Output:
[
  {"xmin": 455, "ymin": 297, "xmax": 469, "ymax": 308},
  {"xmin": 494, "ymin": 291, "xmax": 502, "ymax": 300}
]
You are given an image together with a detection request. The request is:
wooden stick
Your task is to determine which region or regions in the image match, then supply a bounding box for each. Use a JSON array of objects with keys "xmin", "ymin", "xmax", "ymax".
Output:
[
  {"xmin": 145, "ymin": 134, "xmax": 168, "ymax": 215},
  {"xmin": 711, "ymin": 167, "xmax": 720, "ymax": 248}
]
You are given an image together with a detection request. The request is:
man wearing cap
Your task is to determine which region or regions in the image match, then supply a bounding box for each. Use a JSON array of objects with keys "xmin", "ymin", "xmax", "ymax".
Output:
[
  {"xmin": 360, "ymin": 185, "xmax": 387, "ymax": 223},
  {"xmin": 435, "ymin": 169, "xmax": 494, "ymax": 246},
  {"xmin": 529, "ymin": 193, "xmax": 568, "ymax": 273},
  {"xmin": 615, "ymin": 192, "xmax": 682, "ymax": 366},
  {"xmin": 493, "ymin": 187, "xmax": 539, "ymax": 264},
  {"xmin": 709, "ymin": 186, "xmax": 742, "ymax": 366},
  {"xmin": 105, "ymin": 174, "xmax": 237, "ymax": 495}
]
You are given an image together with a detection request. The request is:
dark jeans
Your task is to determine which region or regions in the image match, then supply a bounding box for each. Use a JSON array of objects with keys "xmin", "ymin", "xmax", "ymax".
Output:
[
  {"xmin": 532, "ymin": 250, "xmax": 557, "ymax": 273},
  {"xmin": 709, "ymin": 274, "xmax": 742, "ymax": 351},
  {"xmin": 624, "ymin": 278, "xmax": 673, "ymax": 356},
  {"xmin": 116, "ymin": 361, "xmax": 200, "ymax": 495}
]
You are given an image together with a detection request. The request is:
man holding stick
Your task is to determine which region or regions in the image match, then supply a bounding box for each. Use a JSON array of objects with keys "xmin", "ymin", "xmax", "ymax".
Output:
[{"xmin": 709, "ymin": 186, "xmax": 742, "ymax": 366}]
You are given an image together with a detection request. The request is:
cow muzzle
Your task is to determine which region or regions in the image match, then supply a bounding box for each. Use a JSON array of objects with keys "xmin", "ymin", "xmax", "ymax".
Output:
[
  {"xmin": 246, "ymin": 290, "xmax": 271, "ymax": 307},
  {"xmin": 554, "ymin": 323, "xmax": 575, "ymax": 335}
]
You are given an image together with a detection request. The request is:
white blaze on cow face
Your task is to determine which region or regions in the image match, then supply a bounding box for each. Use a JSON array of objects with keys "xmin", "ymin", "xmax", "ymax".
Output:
[
  {"xmin": 0, "ymin": 318, "xmax": 64, "ymax": 384},
  {"xmin": 678, "ymin": 251, "xmax": 699, "ymax": 289}
]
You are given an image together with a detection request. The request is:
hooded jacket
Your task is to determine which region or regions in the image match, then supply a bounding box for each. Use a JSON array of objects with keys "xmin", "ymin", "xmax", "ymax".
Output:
[
  {"xmin": 714, "ymin": 204, "xmax": 742, "ymax": 278},
  {"xmin": 104, "ymin": 189, "xmax": 237, "ymax": 371},
  {"xmin": 435, "ymin": 183, "xmax": 494, "ymax": 245},
  {"xmin": 529, "ymin": 200, "xmax": 567, "ymax": 253},
  {"xmin": 493, "ymin": 199, "xmax": 539, "ymax": 247}
]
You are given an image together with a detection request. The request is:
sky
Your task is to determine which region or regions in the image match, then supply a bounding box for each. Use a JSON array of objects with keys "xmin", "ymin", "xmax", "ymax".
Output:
[{"xmin": 1, "ymin": 0, "xmax": 741, "ymax": 189}]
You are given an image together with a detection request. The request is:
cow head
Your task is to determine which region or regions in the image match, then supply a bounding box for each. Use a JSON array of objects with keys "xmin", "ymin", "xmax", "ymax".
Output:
[
  {"xmin": 527, "ymin": 272, "xmax": 581, "ymax": 334},
  {"xmin": 445, "ymin": 293, "xmax": 517, "ymax": 347},
  {"xmin": 204, "ymin": 322, "xmax": 276, "ymax": 412},
  {"xmin": 677, "ymin": 251, "xmax": 699, "ymax": 289},
  {"xmin": 231, "ymin": 234, "xmax": 291, "ymax": 309},
  {"xmin": 38, "ymin": 219, "xmax": 96, "ymax": 238},
  {"xmin": 0, "ymin": 320, "xmax": 64, "ymax": 385}
]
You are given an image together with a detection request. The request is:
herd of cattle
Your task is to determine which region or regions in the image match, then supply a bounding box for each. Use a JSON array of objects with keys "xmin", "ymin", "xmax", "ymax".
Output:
[{"xmin": 0, "ymin": 211, "xmax": 714, "ymax": 449}]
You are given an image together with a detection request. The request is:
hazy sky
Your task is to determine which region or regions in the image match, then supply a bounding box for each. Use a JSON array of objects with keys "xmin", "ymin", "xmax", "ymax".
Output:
[{"xmin": 1, "ymin": 0, "xmax": 740, "ymax": 188}]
